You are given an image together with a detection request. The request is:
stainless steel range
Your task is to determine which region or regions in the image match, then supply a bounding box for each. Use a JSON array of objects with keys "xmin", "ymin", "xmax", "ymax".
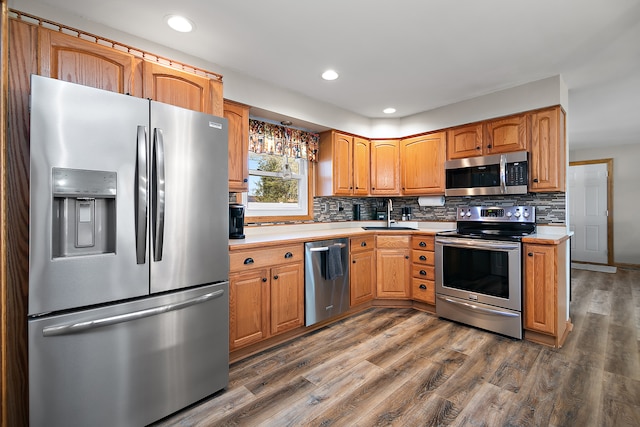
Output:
[{"xmin": 435, "ymin": 206, "xmax": 536, "ymax": 339}]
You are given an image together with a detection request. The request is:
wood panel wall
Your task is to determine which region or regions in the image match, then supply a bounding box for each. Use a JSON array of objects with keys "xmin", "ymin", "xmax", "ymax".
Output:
[{"xmin": 2, "ymin": 14, "xmax": 36, "ymax": 427}]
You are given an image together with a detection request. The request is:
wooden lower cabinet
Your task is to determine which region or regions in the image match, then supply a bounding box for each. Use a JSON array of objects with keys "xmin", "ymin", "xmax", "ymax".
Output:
[
  {"xmin": 410, "ymin": 235, "xmax": 436, "ymax": 304},
  {"xmin": 523, "ymin": 240, "xmax": 570, "ymax": 347},
  {"xmin": 375, "ymin": 235, "xmax": 411, "ymax": 298},
  {"xmin": 229, "ymin": 244, "xmax": 304, "ymax": 351},
  {"xmin": 350, "ymin": 235, "xmax": 375, "ymax": 306}
]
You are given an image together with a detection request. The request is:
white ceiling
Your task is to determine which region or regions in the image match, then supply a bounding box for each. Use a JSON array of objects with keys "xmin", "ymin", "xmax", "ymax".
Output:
[{"xmin": 14, "ymin": 0, "xmax": 640, "ymax": 149}]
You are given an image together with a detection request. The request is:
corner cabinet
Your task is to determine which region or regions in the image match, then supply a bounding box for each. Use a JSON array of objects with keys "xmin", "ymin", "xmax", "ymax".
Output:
[
  {"xmin": 370, "ymin": 140, "xmax": 400, "ymax": 195},
  {"xmin": 375, "ymin": 235, "xmax": 411, "ymax": 299},
  {"xmin": 530, "ymin": 106, "xmax": 566, "ymax": 192},
  {"xmin": 224, "ymin": 100, "xmax": 250, "ymax": 192},
  {"xmin": 350, "ymin": 235, "xmax": 376, "ymax": 306},
  {"xmin": 316, "ymin": 131, "xmax": 370, "ymax": 196},
  {"xmin": 523, "ymin": 240, "xmax": 570, "ymax": 348},
  {"xmin": 229, "ymin": 244, "xmax": 304, "ymax": 350},
  {"xmin": 400, "ymin": 132, "xmax": 446, "ymax": 195}
]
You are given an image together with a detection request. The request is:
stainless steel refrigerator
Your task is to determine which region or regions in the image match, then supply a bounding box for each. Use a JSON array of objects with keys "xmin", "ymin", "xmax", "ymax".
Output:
[{"xmin": 28, "ymin": 75, "xmax": 230, "ymax": 427}]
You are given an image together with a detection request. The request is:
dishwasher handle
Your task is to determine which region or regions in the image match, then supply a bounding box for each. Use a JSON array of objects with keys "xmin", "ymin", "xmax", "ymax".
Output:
[{"xmin": 309, "ymin": 243, "xmax": 346, "ymax": 252}]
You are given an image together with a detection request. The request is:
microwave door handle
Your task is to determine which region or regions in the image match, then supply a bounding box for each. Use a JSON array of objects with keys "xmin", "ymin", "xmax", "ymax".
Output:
[
  {"xmin": 135, "ymin": 125, "xmax": 148, "ymax": 265},
  {"xmin": 152, "ymin": 128, "xmax": 166, "ymax": 262},
  {"xmin": 500, "ymin": 154, "xmax": 507, "ymax": 194}
]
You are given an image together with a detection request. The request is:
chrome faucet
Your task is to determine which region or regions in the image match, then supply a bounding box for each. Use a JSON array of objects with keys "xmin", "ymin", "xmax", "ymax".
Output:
[{"xmin": 387, "ymin": 198, "xmax": 393, "ymax": 228}]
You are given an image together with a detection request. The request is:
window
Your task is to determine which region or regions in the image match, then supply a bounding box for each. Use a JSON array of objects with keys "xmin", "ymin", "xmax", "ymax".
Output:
[{"xmin": 243, "ymin": 119, "xmax": 318, "ymax": 220}]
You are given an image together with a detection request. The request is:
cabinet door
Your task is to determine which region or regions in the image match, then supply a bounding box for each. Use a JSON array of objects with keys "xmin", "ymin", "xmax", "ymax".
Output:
[
  {"xmin": 39, "ymin": 28, "xmax": 141, "ymax": 96},
  {"xmin": 446, "ymin": 123, "xmax": 483, "ymax": 160},
  {"xmin": 270, "ymin": 263, "xmax": 304, "ymax": 335},
  {"xmin": 484, "ymin": 114, "xmax": 527, "ymax": 155},
  {"xmin": 224, "ymin": 100, "xmax": 249, "ymax": 192},
  {"xmin": 229, "ymin": 269, "xmax": 269, "ymax": 350},
  {"xmin": 524, "ymin": 244, "xmax": 557, "ymax": 335},
  {"xmin": 370, "ymin": 139, "xmax": 400, "ymax": 195},
  {"xmin": 142, "ymin": 61, "xmax": 222, "ymax": 115},
  {"xmin": 350, "ymin": 250, "xmax": 375, "ymax": 306},
  {"xmin": 376, "ymin": 248, "xmax": 410, "ymax": 298},
  {"xmin": 352, "ymin": 137, "xmax": 371, "ymax": 195},
  {"xmin": 333, "ymin": 133, "xmax": 354, "ymax": 195},
  {"xmin": 530, "ymin": 107, "xmax": 566, "ymax": 192},
  {"xmin": 401, "ymin": 132, "xmax": 446, "ymax": 195}
]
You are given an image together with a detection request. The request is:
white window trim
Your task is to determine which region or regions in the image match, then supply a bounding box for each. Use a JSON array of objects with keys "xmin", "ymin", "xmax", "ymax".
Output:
[{"xmin": 242, "ymin": 160, "xmax": 308, "ymax": 218}]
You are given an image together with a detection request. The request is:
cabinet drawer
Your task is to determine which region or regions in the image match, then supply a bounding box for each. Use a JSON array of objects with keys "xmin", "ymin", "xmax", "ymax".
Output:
[
  {"xmin": 411, "ymin": 250, "xmax": 434, "ymax": 265},
  {"xmin": 411, "ymin": 236, "xmax": 434, "ymax": 251},
  {"xmin": 230, "ymin": 244, "xmax": 303, "ymax": 272},
  {"xmin": 411, "ymin": 278, "xmax": 435, "ymax": 304},
  {"xmin": 411, "ymin": 265, "xmax": 435, "ymax": 280},
  {"xmin": 351, "ymin": 235, "xmax": 375, "ymax": 253},
  {"xmin": 376, "ymin": 235, "xmax": 410, "ymax": 248}
]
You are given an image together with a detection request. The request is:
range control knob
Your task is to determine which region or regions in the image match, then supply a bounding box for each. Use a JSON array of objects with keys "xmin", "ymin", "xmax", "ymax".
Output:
[
  {"xmin": 523, "ymin": 211, "xmax": 530, "ymax": 218},
  {"xmin": 465, "ymin": 211, "xmax": 472, "ymax": 217},
  {"xmin": 506, "ymin": 212, "xmax": 513, "ymax": 218},
  {"xmin": 514, "ymin": 211, "xmax": 521, "ymax": 218},
  {"xmin": 459, "ymin": 211, "xmax": 466, "ymax": 217}
]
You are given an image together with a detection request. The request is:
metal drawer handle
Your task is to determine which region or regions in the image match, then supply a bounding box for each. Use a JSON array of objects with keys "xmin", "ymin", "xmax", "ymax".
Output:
[
  {"xmin": 419, "ymin": 255, "xmax": 427, "ymax": 261},
  {"xmin": 419, "ymin": 241, "xmax": 427, "ymax": 247},
  {"xmin": 419, "ymin": 284, "xmax": 427, "ymax": 290},
  {"xmin": 420, "ymin": 270, "xmax": 427, "ymax": 275},
  {"xmin": 361, "ymin": 241, "xmax": 367, "ymax": 247},
  {"xmin": 437, "ymin": 295, "xmax": 519, "ymax": 318},
  {"xmin": 244, "ymin": 257, "xmax": 254, "ymax": 265},
  {"xmin": 284, "ymin": 252, "xmax": 293, "ymax": 259}
]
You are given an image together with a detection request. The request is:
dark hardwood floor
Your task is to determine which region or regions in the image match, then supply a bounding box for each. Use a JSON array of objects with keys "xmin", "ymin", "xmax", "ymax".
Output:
[{"xmin": 154, "ymin": 268, "xmax": 640, "ymax": 426}]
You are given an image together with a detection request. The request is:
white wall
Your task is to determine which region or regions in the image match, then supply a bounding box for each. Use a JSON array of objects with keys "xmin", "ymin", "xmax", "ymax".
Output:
[{"xmin": 570, "ymin": 144, "xmax": 640, "ymax": 266}]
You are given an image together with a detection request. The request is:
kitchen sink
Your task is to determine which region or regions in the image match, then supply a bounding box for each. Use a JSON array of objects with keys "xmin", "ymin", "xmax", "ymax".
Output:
[{"xmin": 361, "ymin": 226, "xmax": 417, "ymax": 230}]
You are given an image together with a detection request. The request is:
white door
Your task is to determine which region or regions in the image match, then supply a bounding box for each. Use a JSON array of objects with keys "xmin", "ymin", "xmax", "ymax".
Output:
[{"xmin": 568, "ymin": 163, "xmax": 609, "ymax": 264}]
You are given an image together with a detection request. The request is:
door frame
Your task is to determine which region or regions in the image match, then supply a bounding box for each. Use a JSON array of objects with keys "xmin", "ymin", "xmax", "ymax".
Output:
[{"xmin": 569, "ymin": 158, "xmax": 614, "ymax": 265}]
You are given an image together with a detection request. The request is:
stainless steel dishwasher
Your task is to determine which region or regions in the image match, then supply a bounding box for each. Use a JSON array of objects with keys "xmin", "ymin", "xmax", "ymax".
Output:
[{"xmin": 304, "ymin": 238, "xmax": 350, "ymax": 326}]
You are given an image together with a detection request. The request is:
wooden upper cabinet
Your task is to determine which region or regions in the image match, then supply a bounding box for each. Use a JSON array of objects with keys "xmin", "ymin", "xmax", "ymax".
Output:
[
  {"xmin": 352, "ymin": 137, "xmax": 371, "ymax": 195},
  {"xmin": 142, "ymin": 61, "xmax": 223, "ymax": 116},
  {"xmin": 484, "ymin": 114, "xmax": 527, "ymax": 155},
  {"xmin": 370, "ymin": 139, "xmax": 400, "ymax": 195},
  {"xmin": 316, "ymin": 131, "xmax": 369, "ymax": 196},
  {"xmin": 530, "ymin": 107, "xmax": 566, "ymax": 192},
  {"xmin": 447, "ymin": 123, "xmax": 483, "ymax": 160},
  {"xmin": 224, "ymin": 100, "xmax": 250, "ymax": 192},
  {"xmin": 38, "ymin": 28, "xmax": 142, "ymax": 96},
  {"xmin": 401, "ymin": 132, "xmax": 446, "ymax": 195}
]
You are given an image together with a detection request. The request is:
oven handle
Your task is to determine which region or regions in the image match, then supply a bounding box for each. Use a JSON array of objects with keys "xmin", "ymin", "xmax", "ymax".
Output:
[
  {"xmin": 436, "ymin": 238, "xmax": 519, "ymax": 251},
  {"xmin": 437, "ymin": 295, "xmax": 519, "ymax": 318}
]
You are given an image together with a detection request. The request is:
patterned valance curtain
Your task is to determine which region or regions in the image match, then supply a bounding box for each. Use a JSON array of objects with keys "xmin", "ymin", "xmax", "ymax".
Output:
[{"xmin": 249, "ymin": 119, "xmax": 319, "ymax": 162}]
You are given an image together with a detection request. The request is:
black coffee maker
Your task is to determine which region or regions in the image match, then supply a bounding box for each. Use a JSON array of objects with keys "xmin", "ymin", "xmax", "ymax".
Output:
[{"xmin": 229, "ymin": 203, "xmax": 245, "ymax": 239}]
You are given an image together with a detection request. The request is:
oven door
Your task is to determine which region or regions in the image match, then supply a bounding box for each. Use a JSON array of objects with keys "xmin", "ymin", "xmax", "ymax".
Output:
[{"xmin": 435, "ymin": 237, "xmax": 521, "ymax": 311}]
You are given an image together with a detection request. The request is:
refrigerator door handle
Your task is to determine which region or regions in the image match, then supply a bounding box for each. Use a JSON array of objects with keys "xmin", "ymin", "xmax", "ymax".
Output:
[
  {"xmin": 41, "ymin": 289, "xmax": 226, "ymax": 337},
  {"xmin": 152, "ymin": 128, "xmax": 166, "ymax": 262},
  {"xmin": 135, "ymin": 125, "xmax": 148, "ymax": 264}
]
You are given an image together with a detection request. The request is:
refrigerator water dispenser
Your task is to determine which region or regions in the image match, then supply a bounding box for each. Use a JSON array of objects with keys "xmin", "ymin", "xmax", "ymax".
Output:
[{"xmin": 52, "ymin": 168, "xmax": 117, "ymax": 258}]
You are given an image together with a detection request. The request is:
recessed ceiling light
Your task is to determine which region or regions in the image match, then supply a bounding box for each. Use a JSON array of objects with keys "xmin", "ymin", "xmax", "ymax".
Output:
[
  {"xmin": 166, "ymin": 15, "xmax": 194, "ymax": 33},
  {"xmin": 321, "ymin": 70, "xmax": 339, "ymax": 81},
  {"xmin": 383, "ymin": 107, "xmax": 396, "ymax": 114}
]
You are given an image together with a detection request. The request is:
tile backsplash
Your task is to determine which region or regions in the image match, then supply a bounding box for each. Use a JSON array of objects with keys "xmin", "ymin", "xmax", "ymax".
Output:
[{"xmin": 231, "ymin": 192, "xmax": 566, "ymax": 225}]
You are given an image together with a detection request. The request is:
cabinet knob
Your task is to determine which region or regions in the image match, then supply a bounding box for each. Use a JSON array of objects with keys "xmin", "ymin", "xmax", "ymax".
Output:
[
  {"xmin": 420, "ymin": 270, "xmax": 427, "ymax": 275},
  {"xmin": 273, "ymin": 275, "xmax": 279, "ymax": 280},
  {"xmin": 243, "ymin": 178, "xmax": 248, "ymax": 183},
  {"xmin": 487, "ymin": 144, "xmax": 492, "ymax": 149},
  {"xmin": 284, "ymin": 252, "xmax": 293, "ymax": 259},
  {"xmin": 405, "ymin": 255, "xmax": 410, "ymax": 259},
  {"xmin": 419, "ymin": 284, "xmax": 427, "ymax": 290},
  {"xmin": 533, "ymin": 178, "xmax": 539, "ymax": 183},
  {"xmin": 419, "ymin": 255, "xmax": 427, "ymax": 261},
  {"xmin": 361, "ymin": 242, "xmax": 367, "ymax": 247},
  {"xmin": 244, "ymin": 257, "xmax": 254, "ymax": 265},
  {"xmin": 528, "ymin": 253, "xmax": 533, "ymax": 257},
  {"xmin": 476, "ymin": 146, "xmax": 481, "ymax": 150},
  {"xmin": 352, "ymin": 260, "xmax": 356, "ymax": 264},
  {"xmin": 419, "ymin": 241, "xmax": 426, "ymax": 247},
  {"xmin": 262, "ymin": 277, "xmax": 267, "ymax": 282}
]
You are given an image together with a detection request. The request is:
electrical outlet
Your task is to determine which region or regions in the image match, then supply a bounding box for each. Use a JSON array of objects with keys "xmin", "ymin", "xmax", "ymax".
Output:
[{"xmin": 322, "ymin": 202, "xmax": 329, "ymax": 213}]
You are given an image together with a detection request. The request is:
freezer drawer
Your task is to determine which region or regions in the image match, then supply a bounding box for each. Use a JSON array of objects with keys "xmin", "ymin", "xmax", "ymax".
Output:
[{"xmin": 28, "ymin": 282, "xmax": 229, "ymax": 427}]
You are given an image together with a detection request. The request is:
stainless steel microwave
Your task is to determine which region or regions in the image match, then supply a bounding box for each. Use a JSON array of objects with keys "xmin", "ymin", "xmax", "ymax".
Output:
[{"xmin": 445, "ymin": 151, "xmax": 528, "ymax": 196}]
